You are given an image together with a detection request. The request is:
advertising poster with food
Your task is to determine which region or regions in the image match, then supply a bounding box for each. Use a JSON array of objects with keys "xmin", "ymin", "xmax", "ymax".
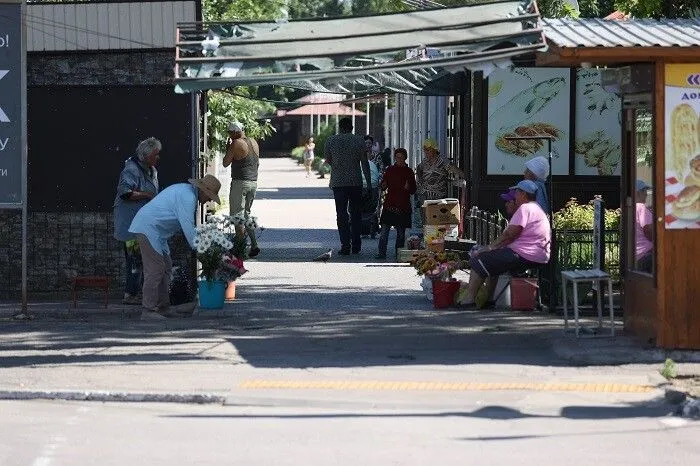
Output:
[
  {"xmin": 664, "ymin": 64, "xmax": 700, "ymax": 230},
  {"xmin": 487, "ymin": 67, "xmax": 570, "ymax": 175},
  {"xmin": 574, "ymin": 69, "xmax": 622, "ymax": 176}
]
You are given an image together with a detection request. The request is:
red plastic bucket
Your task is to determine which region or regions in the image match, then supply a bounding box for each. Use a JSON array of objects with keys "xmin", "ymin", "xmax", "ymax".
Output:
[
  {"xmin": 433, "ymin": 280, "xmax": 460, "ymax": 309},
  {"xmin": 510, "ymin": 278, "xmax": 538, "ymax": 311}
]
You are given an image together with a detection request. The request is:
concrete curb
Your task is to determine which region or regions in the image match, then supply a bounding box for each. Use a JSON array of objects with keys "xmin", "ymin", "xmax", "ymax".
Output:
[{"xmin": 0, "ymin": 389, "xmax": 227, "ymax": 404}]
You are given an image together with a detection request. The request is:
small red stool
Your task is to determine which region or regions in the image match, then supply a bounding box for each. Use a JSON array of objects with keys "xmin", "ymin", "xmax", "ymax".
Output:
[{"xmin": 72, "ymin": 276, "xmax": 110, "ymax": 308}]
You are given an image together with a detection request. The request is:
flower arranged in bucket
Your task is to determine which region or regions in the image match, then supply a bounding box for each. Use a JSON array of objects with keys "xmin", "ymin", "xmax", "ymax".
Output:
[
  {"xmin": 410, "ymin": 250, "xmax": 463, "ymax": 281},
  {"xmin": 194, "ymin": 214, "xmax": 259, "ymax": 308}
]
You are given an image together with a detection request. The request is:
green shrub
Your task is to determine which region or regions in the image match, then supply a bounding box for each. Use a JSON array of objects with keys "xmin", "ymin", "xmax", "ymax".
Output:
[
  {"xmin": 553, "ymin": 197, "xmax": 621, "ymax": 231},
  {"xmin": 660, "ymin": 358, "xmax": 677, "ymax": 379},
  {"xmin": 290, "ymin": 146, "xmax": 305, "ymax": 163},
  {"xmin": 312, "ymin": 123, "xmax": 336, "ymax": 175}
]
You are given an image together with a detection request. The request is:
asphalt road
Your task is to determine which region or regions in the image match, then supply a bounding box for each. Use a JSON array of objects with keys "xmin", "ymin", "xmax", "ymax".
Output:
[
  {"xmin": 0, "ymin": 159, "xmax": 698, "ymax": 465},
  {"xmin": 1, "ymin": 395, "xmax": 698, "ymax": 466}
]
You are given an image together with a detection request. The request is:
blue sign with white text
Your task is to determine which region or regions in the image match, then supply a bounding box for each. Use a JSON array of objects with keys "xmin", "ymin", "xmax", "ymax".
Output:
[{"xmin": 0, "ymin": 3, "xmax": 22, "ymax": 205}]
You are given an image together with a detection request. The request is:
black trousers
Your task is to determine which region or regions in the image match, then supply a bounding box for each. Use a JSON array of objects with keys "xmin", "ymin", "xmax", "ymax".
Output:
[{"xmin": 333, "ymin": 186, "xmax": 363, "ymax": 252}]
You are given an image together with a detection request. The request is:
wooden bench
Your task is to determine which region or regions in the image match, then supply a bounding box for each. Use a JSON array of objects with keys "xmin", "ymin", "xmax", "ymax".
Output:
[{"xmin": 72, "ymin": 276, "xmax": 110, "ymax": 308}]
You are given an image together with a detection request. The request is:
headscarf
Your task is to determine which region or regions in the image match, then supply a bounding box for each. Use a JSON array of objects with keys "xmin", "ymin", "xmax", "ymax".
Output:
[{"xmin": 525, "ymin": 156, "xmax": 549, "ymax": 181}]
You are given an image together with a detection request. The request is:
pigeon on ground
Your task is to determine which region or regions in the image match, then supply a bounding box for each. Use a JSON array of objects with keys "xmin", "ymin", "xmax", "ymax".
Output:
[{"xmin": 312, "ymin": 249, "xmax": 333, "ymax": 263}]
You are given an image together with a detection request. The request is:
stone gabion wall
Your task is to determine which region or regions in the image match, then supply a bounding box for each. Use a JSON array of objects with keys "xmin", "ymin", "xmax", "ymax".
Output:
[
  {"xmin": 0, "ymin": 211, "xmax": 193, "ymax": 300},
  {"xmin": 28, "ymin": 50, "xmax": 174, "ymax": 86}
]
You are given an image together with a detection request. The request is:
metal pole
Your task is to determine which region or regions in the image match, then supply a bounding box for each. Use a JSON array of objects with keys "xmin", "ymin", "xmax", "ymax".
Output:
[
  {"xmin": 547, "ymin": 138, "xmax": 553, "ymax": 220},
  {"xmin": 20, "ymin": 0, "xmax": 27, "ymax": 313},
  {"xmin": 365, "ymin": 101, "xmax": 370, "ymax": 136},
  {"xmin": 547, "ymin": 137, "xmax": 555, "ymax": 313},
  {"xmin": 384, "ymin": 94, "xmax": 389, "ymax": 150},
  {"xmin": 351, "ymin": 94, "xmax": 356, "ymax": 134}
]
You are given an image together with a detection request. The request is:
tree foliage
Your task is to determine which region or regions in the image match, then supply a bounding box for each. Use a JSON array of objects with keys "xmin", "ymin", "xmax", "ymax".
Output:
[
  {"xmin": 205, "ymin": 90, "xmax": 275, "ymax": 160},
  {"xmin": 615, "ymin": 0, "xmax": 700, "ymax": 18}
]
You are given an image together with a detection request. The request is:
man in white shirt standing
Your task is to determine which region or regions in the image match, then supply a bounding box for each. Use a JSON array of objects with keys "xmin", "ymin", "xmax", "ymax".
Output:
[{"xmin": 129, "ymin": 175, "xmax": 221, "ymax": 317}]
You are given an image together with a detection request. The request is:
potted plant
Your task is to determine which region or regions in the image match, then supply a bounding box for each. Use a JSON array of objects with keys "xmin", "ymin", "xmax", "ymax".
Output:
[{"xmin": 410, "ymin": 250, "xmax": 464, "ymax": 309}]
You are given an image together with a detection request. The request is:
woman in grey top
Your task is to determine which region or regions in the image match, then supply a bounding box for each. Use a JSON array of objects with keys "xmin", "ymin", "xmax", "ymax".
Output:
[{"xmin": 113, "ymin": 137, "xmax": 161, "ymax": 304}]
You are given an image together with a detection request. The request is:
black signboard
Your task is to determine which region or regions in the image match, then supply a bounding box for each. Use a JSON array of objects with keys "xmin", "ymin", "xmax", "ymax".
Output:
[{"xmin": 0, "ymin": 2, "xmax": 22, "ymax": 206}]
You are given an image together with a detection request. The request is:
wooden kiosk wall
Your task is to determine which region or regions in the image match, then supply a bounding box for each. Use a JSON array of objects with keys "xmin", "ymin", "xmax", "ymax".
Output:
[
  {"xmin": 536, "ymin": 45, "xmax": 700, "ymax": 349},
  {"xmin": 654, "ymin": 62, "xmax": 700, "ymax": 349}
]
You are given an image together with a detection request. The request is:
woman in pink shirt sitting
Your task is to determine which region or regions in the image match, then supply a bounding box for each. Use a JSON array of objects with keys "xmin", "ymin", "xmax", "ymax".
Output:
[
  {"xmin": 461, "ymin": 180, "xmax": 551, "ymax": 309},
  {"xmin": 634, "ymin": 180, "xmax": 653, "ymax": 273}
]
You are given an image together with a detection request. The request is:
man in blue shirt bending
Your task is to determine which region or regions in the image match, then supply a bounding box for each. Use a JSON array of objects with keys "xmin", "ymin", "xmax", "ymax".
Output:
[{"xmin": 129, "ymin": 175, "xmax": 221, "ymax": 317}]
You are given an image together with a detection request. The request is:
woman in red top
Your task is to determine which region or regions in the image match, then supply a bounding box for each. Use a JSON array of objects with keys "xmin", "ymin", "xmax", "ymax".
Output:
[{"xmin": 377, "ymin": 148, "xmax": 417, "ymax": 259}]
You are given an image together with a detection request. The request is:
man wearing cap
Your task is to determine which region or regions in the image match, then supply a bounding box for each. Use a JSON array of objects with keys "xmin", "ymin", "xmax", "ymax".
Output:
[
  {"xmin": 524, "ymin": 156, "xmax": 550, "ymax": 214},
  {"xmin": 223, "ymin": 121, "xmax": 261, "ymax": 258},
  {"xmin": 129, "ymin": 175, "xmax": 222, "ymax": 317},
  {"xmin": 461, "ymin": 180, "xmax": 551, "ymax": 309},
  {"xmin": 634, "ymin": 179, "xmax": 653, "ymax": 273}
]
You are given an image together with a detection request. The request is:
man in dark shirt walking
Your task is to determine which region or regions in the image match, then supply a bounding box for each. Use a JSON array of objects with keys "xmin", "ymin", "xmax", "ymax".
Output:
[{"xmin": 324, "ymin": 118, "xmax": 372, "ymax": 255}]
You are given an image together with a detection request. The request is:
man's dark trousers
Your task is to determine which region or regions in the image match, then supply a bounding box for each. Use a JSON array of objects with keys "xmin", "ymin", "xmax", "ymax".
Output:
[{"xmin": 333, "ymin": 186, "xmax": 363, "ymax": 252}]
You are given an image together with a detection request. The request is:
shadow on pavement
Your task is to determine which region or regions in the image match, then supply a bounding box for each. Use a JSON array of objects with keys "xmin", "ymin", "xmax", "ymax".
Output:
[
  {"xmin": 163, "ymin": 402, "xmax": 673, "ymax": 422},
  {"xmin": 0, "ymin": 285, "xmax": 571, "ymax": 369}
]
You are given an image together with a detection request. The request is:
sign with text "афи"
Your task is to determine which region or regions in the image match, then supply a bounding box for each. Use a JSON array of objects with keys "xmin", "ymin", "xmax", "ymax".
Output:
[{"xmin": 0, "ymin": 3, "xmax": 22, "ymax": 205}]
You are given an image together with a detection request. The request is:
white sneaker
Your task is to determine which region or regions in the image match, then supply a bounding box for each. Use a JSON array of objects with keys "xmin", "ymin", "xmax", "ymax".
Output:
[{"xmin": 140, "ymin": 309, "xmax": 166, "ymax": 320}]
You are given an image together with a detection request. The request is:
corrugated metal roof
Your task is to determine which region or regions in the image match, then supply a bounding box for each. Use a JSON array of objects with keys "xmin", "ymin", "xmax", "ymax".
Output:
[{"xmin": 542, "ymin": 18, "xmax": 700, "ymax": 48}]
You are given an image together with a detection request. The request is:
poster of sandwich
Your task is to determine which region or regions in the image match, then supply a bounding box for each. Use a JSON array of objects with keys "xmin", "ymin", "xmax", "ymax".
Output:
[
  {"xmin": 664, "ymin": 64, "xmax": 700, "ymax": 230},
  {"xmin": 486, "ymin": 67, "xmax": 570, "ymax": 175},
  {"xmin": 574, "ymin": 69, "xmax": 622, "ymax": 176}
]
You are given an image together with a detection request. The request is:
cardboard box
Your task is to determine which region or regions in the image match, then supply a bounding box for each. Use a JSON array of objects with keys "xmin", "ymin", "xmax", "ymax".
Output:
[
  {"xmin": 397, "ymin": 248, "xmax": 424, "ymax": 263},
  {"xmin": 427, "ymin": 241, "xmax": 445, "ymax": 253},
  {"xmin": 424, "ymin": 224, "xmax": 459, "ymax": 244},
  {"xmin": 423, "ymin": 199, "xmax": 460, "ymax": 225}
]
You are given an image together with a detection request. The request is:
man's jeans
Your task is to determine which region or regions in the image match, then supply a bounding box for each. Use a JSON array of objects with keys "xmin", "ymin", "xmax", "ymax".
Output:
[
  {"xmin": 123, "ymin": 242, "xmax": 141, "ymax": 296},
  {"xmin": 378, "ymin": 225, "xmax": 406, "ymax": 258},
  {"xmin": 136, "ymin": 234, "xmax": 172, "ymax": 311},
  {"xmin": 230, "ymin": 179, "xmax": 258, "ymax": 249},
  {"xmin": 333, "ymin": 186, "xmax": 363, "ymax": 252}
]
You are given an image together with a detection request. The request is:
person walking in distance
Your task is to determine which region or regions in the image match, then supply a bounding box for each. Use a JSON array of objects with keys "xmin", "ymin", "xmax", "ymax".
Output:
[
  {"xmin": 323, "ymin": 117, "xmax": 372, "ymax": 255},
  {"xmin": 303, "ymin": 137, "xmax": 315, "ymax": 178},
  {"xmin": 223, "ymin": 121, "xmax": 261, "ymax": 258}
]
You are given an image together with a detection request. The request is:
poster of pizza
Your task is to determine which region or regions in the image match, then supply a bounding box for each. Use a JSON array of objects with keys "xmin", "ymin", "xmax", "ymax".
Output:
[
  {"xmin": 664, "ymin": 64, "xmax": 700, "ymax": 230},
  {"xmin": 574, "ymin": 69, "xmax": 622, "ymax": 176},
  {"xmin": 486, "ymin": 67, "xmax": 570, "ymax": 175}
]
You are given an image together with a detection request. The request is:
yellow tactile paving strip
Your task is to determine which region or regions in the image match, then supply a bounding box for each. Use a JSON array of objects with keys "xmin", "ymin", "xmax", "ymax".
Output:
[{"xmin": 240, "ymin": 380, "xmax": 655, "ymax": 393}]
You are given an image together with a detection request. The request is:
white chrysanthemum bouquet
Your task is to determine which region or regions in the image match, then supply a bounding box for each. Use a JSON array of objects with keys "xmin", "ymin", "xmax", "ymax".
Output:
[{"xmin": 195, "ymin": 214, "xmax": 260, "ymax": 282}]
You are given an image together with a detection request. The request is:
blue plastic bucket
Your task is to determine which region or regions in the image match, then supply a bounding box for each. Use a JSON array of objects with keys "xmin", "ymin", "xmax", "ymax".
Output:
[{"xmin": 198, "ymin": 280, "xmax": 227, "ymax": 309}]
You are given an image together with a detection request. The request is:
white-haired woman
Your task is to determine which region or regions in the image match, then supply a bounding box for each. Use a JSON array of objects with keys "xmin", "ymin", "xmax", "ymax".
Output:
[{"xmin": 113, "ymin": 137, "xmax": 161, "ymax": 305}]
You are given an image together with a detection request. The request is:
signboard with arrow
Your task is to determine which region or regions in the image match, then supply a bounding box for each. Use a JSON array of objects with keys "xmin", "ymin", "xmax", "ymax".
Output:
[{"xmin": 0, "ymin": 2, "xmax": 23, "ymax": 206}]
